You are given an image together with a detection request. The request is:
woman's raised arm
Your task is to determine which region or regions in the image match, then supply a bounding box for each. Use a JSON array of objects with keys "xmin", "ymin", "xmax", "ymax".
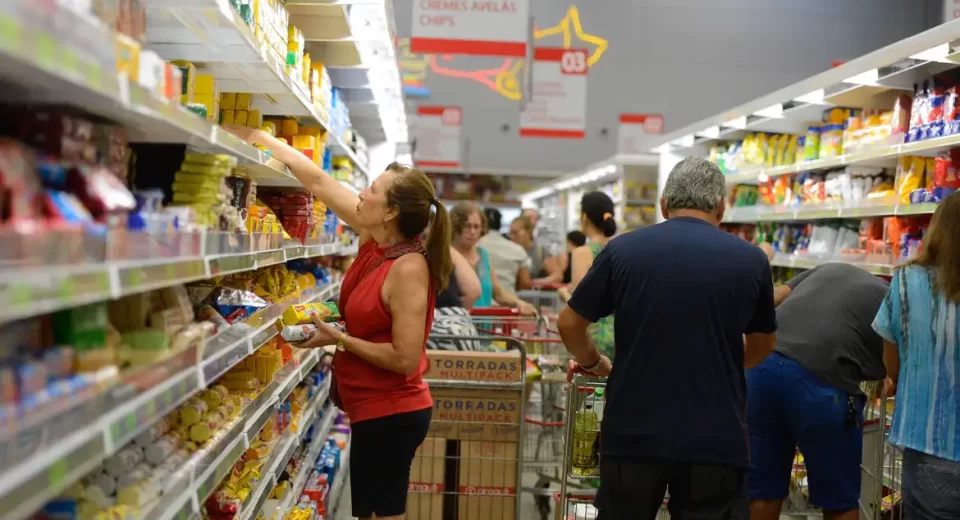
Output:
[{"xmin": 225, "ymin": 125, "xmax": 363, "ymax": 231}]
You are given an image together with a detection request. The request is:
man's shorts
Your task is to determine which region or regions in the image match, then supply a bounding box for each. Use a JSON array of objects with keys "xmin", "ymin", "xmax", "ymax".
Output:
[{"xmin": 746, "ymin": 352, "xmax": 865, "ymax": 511}]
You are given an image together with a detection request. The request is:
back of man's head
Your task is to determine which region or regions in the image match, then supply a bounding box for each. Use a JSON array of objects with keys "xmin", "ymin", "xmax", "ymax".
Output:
[
  {"xmin": 661, "ymin": 157, "xmax": 726, "ymax": 222},
  {"xmin": 484, "ymin": 207, "xmax": 503, "ymax": 234}
]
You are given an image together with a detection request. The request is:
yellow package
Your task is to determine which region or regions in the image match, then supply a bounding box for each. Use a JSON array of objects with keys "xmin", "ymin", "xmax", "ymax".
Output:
[
  {"xmin": 220, "ymin": 109, "xmax": 235, "ymax": 126},
  {"xmin": 262, "ymin": 121, "xmax": 277, "ymax": 136},
  {"xmin": 221, "ymin": 92, "xmax": 237, "ymax": 110},
  {"xmin": 246, "ymin": 109, "xmax": 263, "ymax": 128},
  {"xmin": 195, "ymin": 74, "xmax": 217, "ymax": 95},
  {"xmin": 765, "ymin": 135, "xmax": 779, "ymax": 168},
  {"xmin": 179, "ymin": 398, "xmax": 209, "ymax": 426},
  {"xmin": 235, "ymin": 110, "xmax": 248, "ymax": 128},
  {"xmin": 116, "ymin": 34, "xmax": 142, "ymax": 83},
  {"xmin": 926, "ymin": 157, "xmax": 937, "ymax": 190},
  {"xmin": 898, "ymin": 156, "xmax": 924, "ymax": 204},
  {"xmin": 281, "ymin": 118, "xmax": 299, "ymax": 136},
  {"xmin": 784, "ymin": 135, "xmax": 798, "ymax": 166},
  {"xmin": 236, "ymin": 93, "xmax": 253, "ymax": 110},
  {"xmin": 281, "ymin": 303, "xmax": 341, "ymax": 325}
]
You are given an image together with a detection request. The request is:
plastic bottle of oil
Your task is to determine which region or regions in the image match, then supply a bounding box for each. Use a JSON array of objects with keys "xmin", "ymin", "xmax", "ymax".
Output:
[{"xmin": 572, "ymin": 390, "xmax": 598, "ymax": 475}]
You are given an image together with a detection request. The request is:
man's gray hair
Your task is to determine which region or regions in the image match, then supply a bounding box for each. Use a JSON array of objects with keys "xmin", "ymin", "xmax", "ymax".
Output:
[{"xmin": 662, "ymin": 157, "xmax": 726, "ymax": 213}]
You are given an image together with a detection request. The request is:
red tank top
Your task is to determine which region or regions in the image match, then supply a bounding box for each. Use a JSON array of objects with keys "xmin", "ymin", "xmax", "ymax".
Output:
[{"xmin": 333, "ymin": 240, "xmax": 435, "ymax": 423}]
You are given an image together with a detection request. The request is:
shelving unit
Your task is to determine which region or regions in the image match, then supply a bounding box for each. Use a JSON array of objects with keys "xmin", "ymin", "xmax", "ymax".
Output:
[
  {"xmin": 521, "ymin": 154, "xmax": 660, "ymax": 233},
  {"xmin": 0, "ymin": 1, "xmax": 395, "ymax": 517},
  {"xmin": 646, "ymin": 19, "xmax": 960, "ymax": 276}
]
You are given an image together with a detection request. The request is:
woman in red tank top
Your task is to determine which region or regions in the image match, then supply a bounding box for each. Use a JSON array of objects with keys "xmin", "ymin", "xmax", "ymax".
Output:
[{"xmin": 227, "ymin": 125, "xmax": 452, "ymax": 520}]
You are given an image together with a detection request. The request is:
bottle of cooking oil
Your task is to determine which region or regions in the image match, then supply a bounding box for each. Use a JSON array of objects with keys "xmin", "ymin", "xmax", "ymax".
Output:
[{"xmin": 572, "ymin": 390, "xmax": 598, "ymax": 475}]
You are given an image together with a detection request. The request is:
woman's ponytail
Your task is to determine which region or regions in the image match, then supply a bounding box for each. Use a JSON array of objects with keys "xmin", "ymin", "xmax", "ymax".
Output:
[{"xmin": 425, "ymin": 200, "xmax": 453, "ymax": 292}]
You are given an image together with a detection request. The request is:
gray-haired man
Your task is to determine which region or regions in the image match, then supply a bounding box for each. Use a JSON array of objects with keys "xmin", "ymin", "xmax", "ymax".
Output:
[{"xmin": 557, "ymin": 157, "xmax": 777, "ymax": 520}]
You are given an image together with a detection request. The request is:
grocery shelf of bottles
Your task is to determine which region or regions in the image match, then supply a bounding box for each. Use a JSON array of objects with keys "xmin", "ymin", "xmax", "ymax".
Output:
[{"xmin": 649, "ymin": 20, "xmax": 960, "ymax": 275}]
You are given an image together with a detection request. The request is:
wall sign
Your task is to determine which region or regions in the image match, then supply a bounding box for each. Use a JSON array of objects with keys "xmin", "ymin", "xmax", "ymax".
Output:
[
  {"xmin": 414, "ymin": 106, "xmax": 463, "ymax": 169},
  {"xmin": 617, "ymin": 113, "xmax": 664, "ymax": 154},
  {"xmin": 519, "ymin": 48, "xmax": 588, "ymax": 139},
  {"xmin": 410, "ymin": 0, "xmax": 530, "ymax": 57}
]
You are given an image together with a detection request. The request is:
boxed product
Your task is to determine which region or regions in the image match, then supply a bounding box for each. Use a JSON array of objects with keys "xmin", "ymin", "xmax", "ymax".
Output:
[
  {"xmin": 428, "ymin": 387, "xmax": 522, "ymax": 442},
  {"xmin": 425, "ymin": 350, "xmax": 522, "ymax": 383},
  {"xmin": 457, "ymin": 441, "xmax": 518, "ymax": 520},
  {"xmin": 406, "ymin": 437, "xmax": 447, "ymax": 520}
]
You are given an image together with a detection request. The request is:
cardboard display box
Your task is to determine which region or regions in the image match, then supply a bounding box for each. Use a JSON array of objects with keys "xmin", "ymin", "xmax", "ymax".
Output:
[
  {"xmin": 428, "ymin": 387, "xmax": 522, "ymax": 442},
  {"xmin": 457, "ymin": 441, "xmax": 518, "ymax": 520},
  {"xmin": 425, "ymin": 349, "xmax": 523, "ymax": 383},
  {"xmin": 407, "ymin": 437, "xmax": 446, "ymax": 520}
]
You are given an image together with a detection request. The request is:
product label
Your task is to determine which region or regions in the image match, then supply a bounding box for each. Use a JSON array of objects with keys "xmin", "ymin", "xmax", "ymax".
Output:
[
  {"xmin": 519, "ymin": 48, "xmax": 588, "ymax": 139},
  {"xmin": 409, "ymin": 482, "xmax": 445, "ymax": 493},
  {"xmin": 458, "ymin": 485, "xmax": 517, "ymax": 495},
  {"xmin": 432, "ymin": 396, "xmax": 519, "ymax": 423},
  {"xmin": 414, "ymin": 106, "xmax": 463, "ymax": 169},
  {"xmin": 618, "ymin": 113, "xmax": 665, "ymax": 154},
  {"xmin": 427, "ymin": 357, "xmax": 520, "ymax": 381},
  {"xmin": 411, "ymin": 0, "xmax": 530, "ymax": 57}
]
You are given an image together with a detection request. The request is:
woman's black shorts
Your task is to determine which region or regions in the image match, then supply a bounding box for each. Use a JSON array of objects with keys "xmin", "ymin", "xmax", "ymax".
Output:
[{"xmin": 350, "ymin": 407, "xmax": 432, "ymax": 517}]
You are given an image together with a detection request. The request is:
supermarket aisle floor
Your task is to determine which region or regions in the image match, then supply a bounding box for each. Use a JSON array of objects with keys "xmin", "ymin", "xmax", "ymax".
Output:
[{"xmin": 333, "ymin": 476, "xmax": 356, "ymax": 520}]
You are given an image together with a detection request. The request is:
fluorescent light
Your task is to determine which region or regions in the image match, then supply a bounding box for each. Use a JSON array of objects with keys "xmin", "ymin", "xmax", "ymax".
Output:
[
  {"xmin": 910, "ymin": 43, "xmax": 952, "ymax": 63},
  {"xmin": 696, "ymin": 126, "xmax": 720, "ymax": 139},
  {"xmin": 723, "ymin": 116, "xmax": 747, "ymax": 130},
  {"xmin": 794, "ymin": 89, "xmax": 825, "ymax": 104},
  {"xmin": 757, "ymin": 173, "xmax": 769, "ymax": 182},
  {"xmin": 754, "ymin": 103, "xmax": 783, "ymax": 118},
  {"xmin": 670, "ymin": 134, "xmax": 695, "ymax": 147},
  {"xmin": 843, "ymin": 69, "xmax": 879, "ymax": 85},
  {"xmin": 605, "ymin": 164, "xmax": 618, "ymax": 174}
]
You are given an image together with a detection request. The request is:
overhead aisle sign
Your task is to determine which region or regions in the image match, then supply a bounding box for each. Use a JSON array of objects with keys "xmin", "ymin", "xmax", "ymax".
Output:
[
  {"xmin": 617, "ymin": 113, "xmax": 664, "ymax": 154},
  {"xmin": 519, "ymin": 48, "xmax": 588, "ymax": 139},
  {"xmin": 410, "ymin": 0, "xmax": 530, "ymax": 57},
  {"xmin": 414, "ymin": 106, "xmax": 463, "ymax": 169}
]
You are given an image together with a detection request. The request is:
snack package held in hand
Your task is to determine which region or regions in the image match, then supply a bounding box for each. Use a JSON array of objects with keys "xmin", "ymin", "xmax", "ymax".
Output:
[
  {"xmin": 280, "ymin": 324, "xmax": 316, "ymax": 343},
  {"xmin": 281, "ymin": 302, "xmax": 341, "ymax": 325}
]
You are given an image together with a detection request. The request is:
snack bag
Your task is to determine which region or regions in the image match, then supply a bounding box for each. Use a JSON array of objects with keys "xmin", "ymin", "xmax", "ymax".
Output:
[{"xmin": 281, "ymin": 302, "xmax": 341, "ymax": 325}]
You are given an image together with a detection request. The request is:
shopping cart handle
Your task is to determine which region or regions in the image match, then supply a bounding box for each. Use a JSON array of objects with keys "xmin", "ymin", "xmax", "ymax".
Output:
[{"xmin": 470, "ymin": 307, "xmax": 521, "ymax": 316}]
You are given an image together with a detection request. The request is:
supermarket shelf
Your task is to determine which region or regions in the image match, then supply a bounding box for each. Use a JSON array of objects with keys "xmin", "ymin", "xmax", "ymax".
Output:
[
  {"xmin": 724, "ymin": 202, "xmax": 939, "ymax": 223},
  {"xmin": 0, "ymin": 279, "xmax": 342, "ymax": 520},
  {"xmin": 650, "ymin": 19, "xmax": 960, "ymax": 153},
  {"xmin": 769, "ymin": 254, "xmax": 895, "ymax": 275},
  {"xmin": 328, "ymin": 436, "xmax": 352, "ymax": 518},
  {"xmin": 0, "ymin": 6, "xmax": 297, "ymax": 186},
  {"xmin": 0, "ymin": 239, "xmax": 353, "ymax": 324},
  {"xmin": 718, "ymin": 133, "xmax": 960, "ymax": 186},
  {"xmin": 272, "ymin": 401, "xmax": 338, "ymax": 517}
]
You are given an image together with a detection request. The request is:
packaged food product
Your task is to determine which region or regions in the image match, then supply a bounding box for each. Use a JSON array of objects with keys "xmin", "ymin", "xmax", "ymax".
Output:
[
  {"xmin": 190, "ymin": 409, "xmax": 226, "ymax": 444},
  {"xmin": 179, "ymin": 397, "xmax": 209, "ymax": 426},
  {"xmin": 104, "ymin": 446, "xmax": 144, "ymax": 477},
  {"xmin": 280, "ymin": 324, "xmax": 317, "ymax": 343},
  {"xmin": 281, "ymin": 302, "xmax": 340, "ymax": 325},
  {"xmin": 804, "ymin": 125, "xmax": 821, "ymax": 161}
]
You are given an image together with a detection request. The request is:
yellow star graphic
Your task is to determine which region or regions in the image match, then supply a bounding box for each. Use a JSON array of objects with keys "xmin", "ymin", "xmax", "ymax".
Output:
[
  {"xmin": 532, "ymin": 6, "xmax": 608, "ymax": 66},
  {"xmin": 400, "ymin": 4, "xmax": 609, "ymax": 100}
]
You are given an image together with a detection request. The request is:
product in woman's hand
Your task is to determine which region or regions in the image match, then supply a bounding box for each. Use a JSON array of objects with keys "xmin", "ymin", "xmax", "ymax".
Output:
[
  {"xmin": 281, "ymin": 302, "xmax": 340, "ymax": 325},
  {"xmin": 280, "ymin": 324, "xmax": 317, "ymax": 343}
]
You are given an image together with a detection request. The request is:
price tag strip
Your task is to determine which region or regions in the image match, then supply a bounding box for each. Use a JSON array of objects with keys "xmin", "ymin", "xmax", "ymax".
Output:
[{"xmin": 725, "ymin": 202, "xmax": 939, "ymax": 223}]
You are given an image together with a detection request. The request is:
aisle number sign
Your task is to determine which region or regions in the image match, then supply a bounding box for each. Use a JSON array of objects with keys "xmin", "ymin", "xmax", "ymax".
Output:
[
  {"xmin": 411, "ymin": 0, "xmax": 530, "ymax": 57},
  {"xmin": 519, "ymin": 48, "xmax": 588, "ymax": 139},
  {"xmin": 617, "ymin": 113, "xmax": 665, "ymax": 154},
  {"xmin": 414, "ymin": 106, "xmax": 463, "ymax": 169}
]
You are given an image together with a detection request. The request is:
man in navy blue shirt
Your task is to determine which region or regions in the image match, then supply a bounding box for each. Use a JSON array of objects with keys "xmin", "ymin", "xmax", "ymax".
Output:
[{"xmin": 557, "ymin": 157, "xmax": 777, "ymax": 520}]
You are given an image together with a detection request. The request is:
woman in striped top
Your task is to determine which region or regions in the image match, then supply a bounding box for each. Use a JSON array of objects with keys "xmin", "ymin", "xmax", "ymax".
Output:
[{"xmin": 872, "ymin": 192, "xmax": 960, "ymax": 519}]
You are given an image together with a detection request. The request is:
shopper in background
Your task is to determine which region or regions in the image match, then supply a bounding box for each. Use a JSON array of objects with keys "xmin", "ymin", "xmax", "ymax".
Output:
[
  {"xmin": 451, "ymin": 202, "xmax": 536, "ymax": 314},
  {"xmin": 523, "ymin": 207, "xmax": 564, "ymax": 260},
  {"xmin": 747, "ymin": 262, "xmax": 888, "ymax": 520},
  {"xmin": 228, "ymin": 124, "xmax": 447, "ymax": 520},
  {"xmin": 427, "ymin": 243, "xmax": 483, "ymax": 351},
  {"xmin": 536, "ymin": 231, "xmax": 587, "ymax": 285},
  {"xmin": 557, "ymin": 157, "xmax": 776, "ymax": 520},
  {"xmin": 509, "ymin": 215, "xmax": 549, "ymax": 279},
  {"xmin": 476, "ymin": 207, "xmax": 533, "ymax": 292},
  {"xmin": 872, "ymin": 192, "xmax": 960, "ymax": 519},
  {"xmin": 557, "ymin": 192, "xmax": 617, "ymax": 360}
]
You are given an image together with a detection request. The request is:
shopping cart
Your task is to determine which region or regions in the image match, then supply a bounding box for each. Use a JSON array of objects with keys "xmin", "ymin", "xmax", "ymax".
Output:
[
  {"xmin": 558, "ymin": 375, "xmax": 672, "ymax": 520},
  {"xmin": 518, "ymin": 284, "xmax": 566, "ymax": 316},
  {"xmin": 469, "ymin": 308, "xmax": 572, "ymax": 520},
  {"xmin": 859, "ymin": 381, "xmax": 902, "ymax": 520},
  {"xmin": 409, "ymin": 335, "xmax": 527, "ymax": 520}
]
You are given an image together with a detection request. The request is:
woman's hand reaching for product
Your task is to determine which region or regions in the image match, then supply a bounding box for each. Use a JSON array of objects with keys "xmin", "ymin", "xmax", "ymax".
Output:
[
  {"xmin": 294, "ymin": 314, "xmax": 344, "ymax": 351},
  {"xmin": 222, "ymin": 124, "xmax": 264, "ymax": 145}
]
